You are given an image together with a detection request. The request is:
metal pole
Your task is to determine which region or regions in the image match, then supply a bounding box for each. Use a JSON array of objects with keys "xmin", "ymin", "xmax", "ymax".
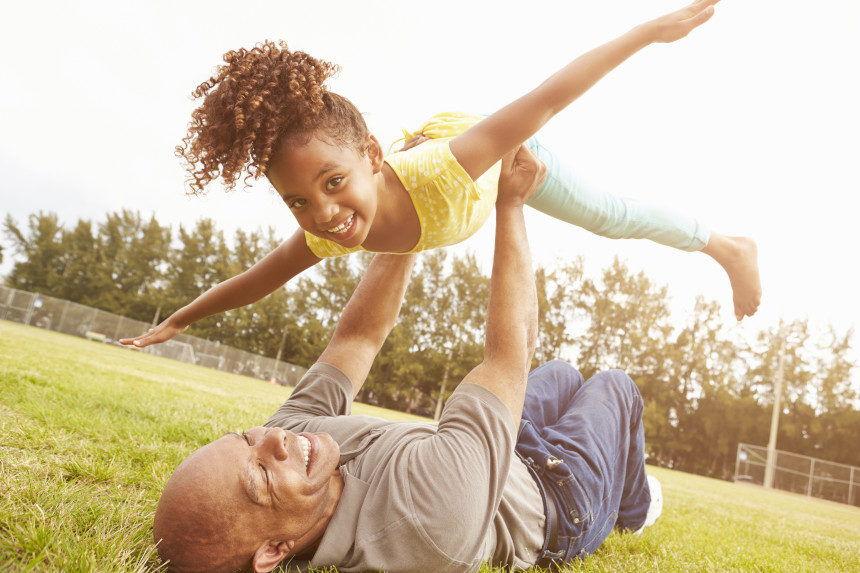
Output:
[
  {"xmin": 734, "ymin": 443, "xmax": 742, "ymax": 481},
  {"xmin": 57, "ymin": 299, "xmax": 69, "ymax": 333},
  {"xmin": 807, "ymin": 458, "xmax": 815, "ymax": 497},
  {"xmin": 270, "ymin": 323, "xmax": 290, "ymax": 382},
  {"xmin": 1, "ymin": 287, "xmax": 14, "ymax": 320},
  {"xmin": 764, "ymin": 328, "xmax": 786, "ymax": 489},
  {"xmin": 23, "ymin": 293, "xmax": 36, "ymax": 326},
  {"xmin": 114, "ymin": 317, "xmax": 124, "ymax": 341},
  {"xmin": 848, "ymin": 467, "xmax": 855, "ymax": 506},
  {"xmin": 87, "ymin": 307, "xmax": 98, "ymax": 337},
  {"xmin": 434, "ymin": 340, "xmax": 463, "ymax": 421},
  {"xmin": 151, "ymin": 304, "xmax": 162, "ymax": 329}
]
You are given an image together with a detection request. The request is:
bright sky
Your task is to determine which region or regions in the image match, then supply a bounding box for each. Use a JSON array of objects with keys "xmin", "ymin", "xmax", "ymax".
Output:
[{"xmin": 1, "ymin": 1, "xmax": 858, "ymax": 367}]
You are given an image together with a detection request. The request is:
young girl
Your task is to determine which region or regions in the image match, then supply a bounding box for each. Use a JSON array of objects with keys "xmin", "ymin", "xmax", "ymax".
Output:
[{"xmin": 121, "ymin": 0, "xmax": 760, "ymax": 349}]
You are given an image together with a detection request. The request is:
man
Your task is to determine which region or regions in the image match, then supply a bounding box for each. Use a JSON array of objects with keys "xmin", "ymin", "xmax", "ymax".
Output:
[{"xmin": 153, "ymin": 145, "xmax": 661, "ymax": 572}]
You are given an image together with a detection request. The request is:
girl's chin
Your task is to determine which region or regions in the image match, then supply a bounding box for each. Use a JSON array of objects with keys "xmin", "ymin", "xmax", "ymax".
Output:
[{"xmin": 325, "ymin": 224, "xmax": 363, "ymax": 247}]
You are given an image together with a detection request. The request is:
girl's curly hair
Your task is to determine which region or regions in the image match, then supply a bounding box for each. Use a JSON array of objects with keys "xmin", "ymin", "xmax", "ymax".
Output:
[{"xmin": 177, "ymin": 40, "xmax": 369, "ymax": 195}]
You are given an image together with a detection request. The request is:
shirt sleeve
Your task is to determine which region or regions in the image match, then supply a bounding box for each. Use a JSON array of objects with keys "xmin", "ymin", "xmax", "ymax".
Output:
[
  {"xmin": 264, "ymin": 362, "xmax": 354, "ymax": 431},
  {"xmin": 398, "ymin": 382, "xmax": 517, "ymax": 565}
]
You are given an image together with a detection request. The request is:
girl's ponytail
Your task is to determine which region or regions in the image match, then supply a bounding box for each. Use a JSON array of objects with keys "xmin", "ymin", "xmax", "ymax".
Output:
[{"xmin": 178, "ymin": 41, "xmax": 366, "ymax": 195}]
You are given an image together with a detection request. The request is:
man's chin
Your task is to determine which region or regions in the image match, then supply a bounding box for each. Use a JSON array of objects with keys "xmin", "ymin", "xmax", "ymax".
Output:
[{"xmin": 311, "ymin": 434, "xmax": 341, "ymax": 480}]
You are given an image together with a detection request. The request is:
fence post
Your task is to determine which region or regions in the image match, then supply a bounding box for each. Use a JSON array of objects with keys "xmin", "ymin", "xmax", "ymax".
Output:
[
  {"xmin": 849, "ymin": 467, "xmax": 855, "ymax": 506},
  {"xmin": 2, "ymin": 287, "xmax": 14, "ymax": 320},
  {"xmin": 734, "ymin": 443, "xmax": 742, "ymax": 481},
  {"xmin": 86, "ymin": 308, "xmax": 99, "ymax": 336},
  {"xmin": 807, "ymin": 458, "xmax": 815, "ymax": 497},
  {"xmin": 23, "ymin": 293, "xmax": 37, "ymax": 326},
  {"xmin": 57, "ymin": 299, "xmax": 69, "ymax": 332}
]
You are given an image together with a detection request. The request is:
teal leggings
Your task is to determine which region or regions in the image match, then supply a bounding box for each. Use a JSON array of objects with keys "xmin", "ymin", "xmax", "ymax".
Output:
[{"xmin": 524, "ymin": 137, "xmax": 709, "ymax": 252}]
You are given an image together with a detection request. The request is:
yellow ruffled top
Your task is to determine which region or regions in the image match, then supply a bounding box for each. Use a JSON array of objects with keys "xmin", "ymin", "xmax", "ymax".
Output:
[{"xmin": 305, "ymin": 112, "xmax": 501, "ymax": 258}]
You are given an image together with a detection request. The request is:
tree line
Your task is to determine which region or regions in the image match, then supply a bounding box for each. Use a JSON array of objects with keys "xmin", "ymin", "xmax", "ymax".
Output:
[{"xmin": 3, "ymin": 210, "xmax": 858, "ymax": 479}]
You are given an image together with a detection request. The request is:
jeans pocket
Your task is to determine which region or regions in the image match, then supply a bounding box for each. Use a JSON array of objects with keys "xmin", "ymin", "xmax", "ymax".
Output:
[
  {"xmin": 552, "ymin": 469, "xmax": 592, "ymax": 525},
  {"xmin": 583, "ymin": 510, "xmax": 617, "ymax": 555}
]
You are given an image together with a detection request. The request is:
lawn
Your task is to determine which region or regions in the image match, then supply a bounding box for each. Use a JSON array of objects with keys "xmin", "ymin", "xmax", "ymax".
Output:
[{"xmin": 1, "ymin": 320, "xmax": 858, "ymax": 572}]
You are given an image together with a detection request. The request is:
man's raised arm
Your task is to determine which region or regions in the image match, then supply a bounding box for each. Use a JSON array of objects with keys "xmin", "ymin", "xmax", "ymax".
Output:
[
  {"xmin": 460, "ymin": 145, "xmax": 544, "ymax": 427},
  {"xmin": 318, "ymin": 253, "xmax": 416, "ymax": 397}
]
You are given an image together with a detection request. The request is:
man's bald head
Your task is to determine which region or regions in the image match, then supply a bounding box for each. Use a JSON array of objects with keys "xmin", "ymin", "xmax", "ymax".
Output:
[
  {"xmin": 153, "ymin": 440, "xmax": 258, "ymax": 572},
  {"xmin": 153, "ymin": 427, "xmax": 344, "ymax": 572}
]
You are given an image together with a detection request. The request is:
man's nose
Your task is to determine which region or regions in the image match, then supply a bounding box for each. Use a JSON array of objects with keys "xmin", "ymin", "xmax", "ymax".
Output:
[{"xmin": 259, "ymin": 427, "xmax": 289, "ymax": 461}]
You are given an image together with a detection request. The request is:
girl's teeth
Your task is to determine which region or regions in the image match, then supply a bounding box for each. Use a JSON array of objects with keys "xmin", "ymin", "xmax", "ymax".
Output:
[{"xmin": 332, "ymin": 215, "xmax": 353, "ymax": 233}]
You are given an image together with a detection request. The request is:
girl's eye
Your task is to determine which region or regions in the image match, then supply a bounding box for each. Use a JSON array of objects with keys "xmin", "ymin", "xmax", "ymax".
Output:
[
  {"xmin": 260, "ymin": 463, "xmax": 268, "ymax": 484},
  {"xmin": 242, "ymin": 432, "xmax": 251, "ymax": 445},
  {"xmin": 287, "ymin": 198, "xmax": 306, "ymax": 210},
  {"xmin": 326, "ymin": 176, "xmax": 343, "ymax": 191}
]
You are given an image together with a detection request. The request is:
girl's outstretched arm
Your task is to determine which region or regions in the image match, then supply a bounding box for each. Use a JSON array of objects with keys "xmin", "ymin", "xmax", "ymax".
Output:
[
  {"xmin": 450, "ymin": 0, "xmax": 720, "ymax": 180},
  {"xmin": 119, "ymin": 229, "xmax": 321, "ymax": 348}
]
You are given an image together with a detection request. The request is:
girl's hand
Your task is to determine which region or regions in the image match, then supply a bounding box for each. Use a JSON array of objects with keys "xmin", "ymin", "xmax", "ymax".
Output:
[
  {"xmin": 119, "ymin": 318, "xmax": 188, "ymax": 348},
  {"xmin": 399, "ymin": 134, "xmax": 430, "ymax": 151},
  {"xmin": 642, "ymin": 0, "xmax": 720, "ymax": 44},
  {"xmin": 496, "ymin": 145, "xmax": 546, "ymax": 208}
]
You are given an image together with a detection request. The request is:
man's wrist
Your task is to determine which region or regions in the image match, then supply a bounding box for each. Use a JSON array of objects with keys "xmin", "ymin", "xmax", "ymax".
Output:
[{"xmin": 495, "ymin": 201, "xmax": 527, "ymax": 213}]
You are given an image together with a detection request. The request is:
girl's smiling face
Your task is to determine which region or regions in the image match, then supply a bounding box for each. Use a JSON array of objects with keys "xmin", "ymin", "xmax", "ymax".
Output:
[{"xmin": 267, "ymin": 132, "xmax": 383, "ymax": 248}]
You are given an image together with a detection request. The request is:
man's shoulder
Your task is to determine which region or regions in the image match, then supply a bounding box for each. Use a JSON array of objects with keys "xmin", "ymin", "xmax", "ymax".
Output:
[{"xmin": 265, "ymin": 362, "xmax": 355, "ymax": 429}]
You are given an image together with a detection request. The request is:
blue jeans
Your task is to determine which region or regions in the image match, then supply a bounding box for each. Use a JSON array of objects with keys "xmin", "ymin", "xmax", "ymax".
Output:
[
  {"xmin": 524, "ymin": 137, "xmax": 710, "ymax": 252},
  {"xmin": 515, "ymin": 360, "xmax": 651, "ymax": 565}
]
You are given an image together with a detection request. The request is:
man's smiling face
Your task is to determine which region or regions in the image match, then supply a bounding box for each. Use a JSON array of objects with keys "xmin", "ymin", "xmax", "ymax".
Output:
[
  {"xmin": 209, "ymin": 426, "xmax": 342, "ymax": 539},
  {"xmin": 153, "ymin": 427, "xmax": 343, "ymax": 572}
]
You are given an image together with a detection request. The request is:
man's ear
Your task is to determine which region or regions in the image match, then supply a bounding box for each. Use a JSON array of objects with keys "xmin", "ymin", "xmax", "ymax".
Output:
[
  {"xmin": 366, "ymin": 134, "xmax": 384, "ymax": 173},
  {"xmin": 252, "ymin": 539, "xmax": 294, "ymax": 573}
]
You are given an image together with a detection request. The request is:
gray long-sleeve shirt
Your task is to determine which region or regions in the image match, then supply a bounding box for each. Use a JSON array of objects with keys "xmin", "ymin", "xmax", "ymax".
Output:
[{"xmin": 265, "ymin": 362, "xmax": 544, "ymax": 572}]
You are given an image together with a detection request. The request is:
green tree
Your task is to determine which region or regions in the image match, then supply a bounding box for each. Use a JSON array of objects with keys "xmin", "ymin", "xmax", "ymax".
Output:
[
  {"xmin": 56, "ymin": 219, "xmax": 106, "ymax": 306},
  {"xmin": 532, "ymin": 257, "xmax": 584, "ymax": 368},
  {"xmin": 666, "ymin": 297, "xmax": 746, "ymax": 475},
  {"xmin": 220, "ymin": 228, "xmax": 297, "ymax": 359},
  {"xmin": 95, "ymin": 210, "xmax": 171, "ymax": 321},
  {"xmin": 3, "ymin": 212, "xmax": 65, "ymax": 294},
  {"xmin": 805, "ymin": 327, "xmax": 858, "ymax": 466},
  {"xmin": 276, "ymin": 254, "xmax": 368, "ymax": 369},
  {"xmin": 416, "ymin": 252, "xmax": 489, "ymax": 418},
  {"xmin": 814, "ymin": 327, "xmax": 857, "ymax": 415},
  {"xmin": 575, "ymin": 257, "xmax": 674, "ymax": 380},
  {"xmin": 164, "ymin": 218, "xmax": 232, "ymax": 340}
]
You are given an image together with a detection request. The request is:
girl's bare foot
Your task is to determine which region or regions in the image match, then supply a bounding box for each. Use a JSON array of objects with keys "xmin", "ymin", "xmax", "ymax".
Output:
[{"xmin": 701, "ymin": 233, "xmax": 761, "ymax": 321}]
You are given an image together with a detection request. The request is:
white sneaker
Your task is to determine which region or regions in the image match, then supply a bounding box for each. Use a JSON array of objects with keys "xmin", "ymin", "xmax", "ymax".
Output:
[{"xmin": 635, "ymin": 475, "xmax": 663, "ymax": 534}]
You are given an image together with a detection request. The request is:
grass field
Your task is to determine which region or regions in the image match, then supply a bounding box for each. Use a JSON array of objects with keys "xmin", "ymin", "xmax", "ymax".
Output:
[{"xmin": 1, "ymin": 320, "xmax": 858, "ymax": 572}]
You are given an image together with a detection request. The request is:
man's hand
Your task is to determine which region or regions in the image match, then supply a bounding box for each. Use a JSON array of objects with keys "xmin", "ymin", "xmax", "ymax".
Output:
[
  {"xmin": 497, "ymin": 145, "xmax": 547, "ymax": 208},
  {"xmin": 641, "ymin": 0, "xmax": 720, "ymax": 44}
]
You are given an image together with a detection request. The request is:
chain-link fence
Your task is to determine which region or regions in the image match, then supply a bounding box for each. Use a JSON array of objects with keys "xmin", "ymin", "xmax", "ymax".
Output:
[
  {"xmin": 734, "ymin": 442, "xmax": 858, "ymax": 507},
  {"xmin": 0, "ymin": 286, "xmax": 306, "ymax": 386}
]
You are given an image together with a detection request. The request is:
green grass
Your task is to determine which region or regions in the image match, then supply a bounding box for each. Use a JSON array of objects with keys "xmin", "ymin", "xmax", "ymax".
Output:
[{"xmin": 1, "ymin": 319, "xmax": 858, "ymax": 572}]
